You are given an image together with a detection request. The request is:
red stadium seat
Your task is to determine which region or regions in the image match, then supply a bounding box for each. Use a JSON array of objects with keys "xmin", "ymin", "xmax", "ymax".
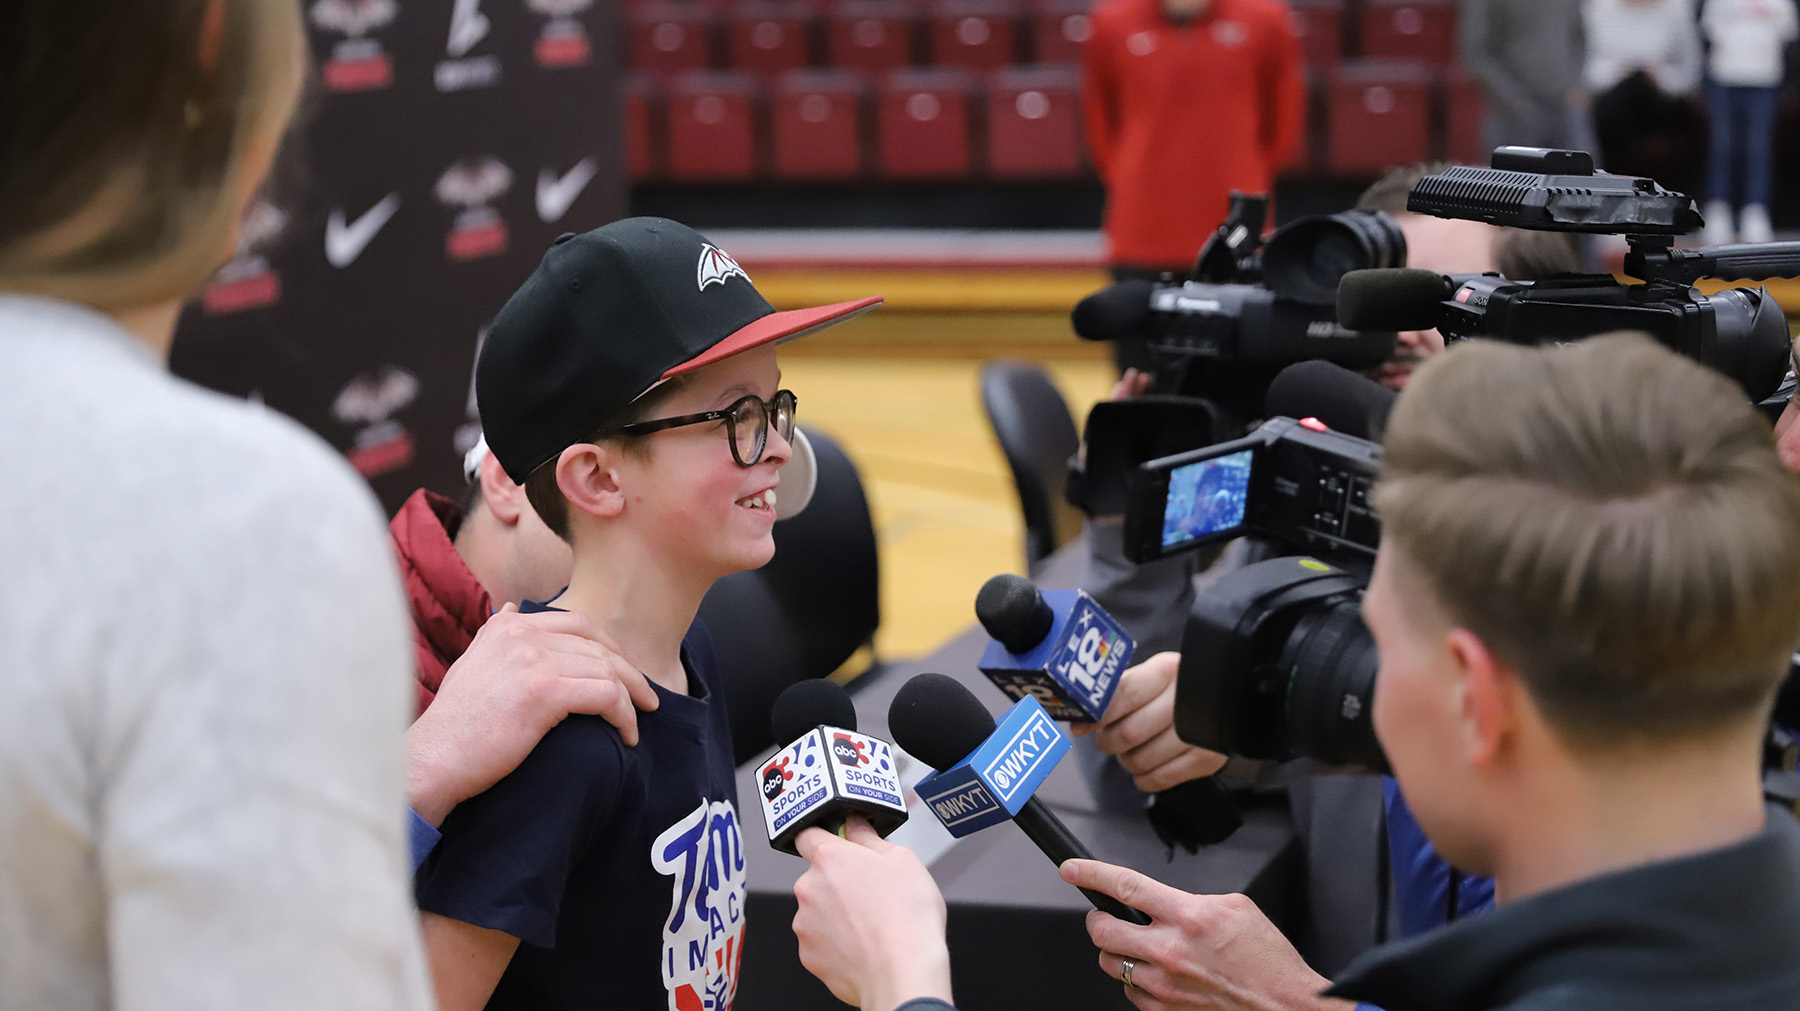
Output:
[
  {"xmin": 929, "ymin": 0, "xmax": 1021, "ymax": 71},
  {"xmin": 1443, "ymin": 65, "xmax": 1487, "ymax": 165},
  {"xmin": 773, "ymin": 69, "xmax": 871, "ymax": 179},
  {"xmin": 625, "ymin": 73, "xmax": 665, "ymax": 180},
  {"xmin": 727, "ymin": 0, "xmax": 817, "ymax": 78},
  {"xmin": 629, "ymin": 3, "xmax": 720, "ymax": 76},
  {"xmin": 1359, "ymin": 0, "xmax": 1456, "ymax": 65},
  {"xmin": 1326, "ymin": 60, "xmax": 1433, "ymax": 174},
  {"xmin": 827, "ymin": 0, "xmax": 916, "ymax": 74},
  {"xmin": 1289, "ymin": 0, "xmax": 1344, "ymax": 71},
  {"xmin": 877, "ymin": 67, "xmax": 978, "ymax": 178},
  {"xmin": 1029, "ymin": 0, "xmax": 1092, "ymax": 65},
  {"xmin": 986, "ymin": 65, "xmax": 1082, "ymax": 178},
  {"xmin": 667, "ymin": 71, "xmax": 764, "ymax": 180}
]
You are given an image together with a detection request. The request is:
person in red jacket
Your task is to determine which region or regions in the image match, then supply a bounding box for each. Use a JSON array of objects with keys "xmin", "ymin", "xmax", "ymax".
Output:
[
  {"xmin": 395, "ymin": 437, "xmax": 660, "ymax": 847},
  {"xmin": 1081, "ymin": 0, "xmax": 1306, "ymax": 371},
  {"xmin": 390, "ymin": 438, "xmax": 576, "ymax": 714}
]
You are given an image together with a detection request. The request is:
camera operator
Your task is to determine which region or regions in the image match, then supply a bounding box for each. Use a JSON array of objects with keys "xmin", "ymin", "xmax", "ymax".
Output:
[
  {"xmin": 1352, "ymin": 163, "xmax": 1581, "ymax": 391},
  {"xmin": 792, "ymin": 334, "xmax": 1800, "ymax": 1011}
]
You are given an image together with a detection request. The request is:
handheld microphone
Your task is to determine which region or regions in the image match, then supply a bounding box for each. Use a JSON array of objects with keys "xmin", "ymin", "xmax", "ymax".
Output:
[
  {"xmin": 755, "ymin": 679, "xmax": 908, "ymax": 856},
  {"xmin": 974, "ymin": 574, "xmax": 1133, "ymax": 722},
  {"xmin": 1335, "ymin": 268, "xmax": 1453, "ymax": 332},
  {"xmin": 1071, "ymin": 278, "xmax": 1157, "ymax": 341},
  {"xmin": 976, "ymin": 574, "xmax": 1243, "ymax": 849},
  {"xmin": 1264, "ymin": 360, "xmax": 1399, "ymax": 441},
  {"xmin": 888, "ymin": 673, "xmax": 1153, "ymax": 925}
]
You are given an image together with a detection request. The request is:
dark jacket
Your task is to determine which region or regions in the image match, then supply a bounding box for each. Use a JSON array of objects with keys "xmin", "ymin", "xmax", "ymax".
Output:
[
  {"xmin": 1328, "ymin": 810, "xmax": 1800, "ymax": 1011},
  {"xmin": 388, "ymin": 488, "xmax": 491, "ymax": 716}
]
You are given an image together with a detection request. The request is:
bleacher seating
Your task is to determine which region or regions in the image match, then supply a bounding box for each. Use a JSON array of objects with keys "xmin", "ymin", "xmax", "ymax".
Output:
[
  {"xmin": 1359, "ymin": 0, "xmax": 1457, "ymax": 65},
  {"xmin": 625, "ymin": 73, "xmax": 664, "ymax": 180},
  {"xmin": 1327, "ymin": 59, "xmax": 1434, "ymax": 173},
  {"xmin": 773, "ymin": 68, "xmax": 871, "ymax": 179},
  {"xmin": 630, "ymin": 2, "xmax": 719, "ymax": 76},
  {"xmin": 667, "ymin": 71, "xmax": 763, "ymax": 180},
  {"xmin": 878, "ymin": 66, "xmax": 979, "ymax": 178},
  {"xmin": 1030, "ymin": 0, "xmax": 1092, "ymax": 65},
  {"xmin": 727, "ymin": 0, "xmax": 818, "ymax": 78},
  {"xmin": 827, "ymin": 0, "xmax": 917, "ymax": 74},
  {"xmin": 928, "ymin": 0, "xmax": 1023, "ymax": 71},
  {"xmin": 1443, "ymin": 63, "xmax": 1486, "ymax": 164},
  {"xmin": 1291, "ymin": 0, "xmax": 1345, "ymax": 71},
  {"xmin": 987, "ymin": 65, "xmax": 1083, "ymax": 178},
  {"xmin": 624, "ymin": 1, "xmax": 1498, "ymax": 184}
]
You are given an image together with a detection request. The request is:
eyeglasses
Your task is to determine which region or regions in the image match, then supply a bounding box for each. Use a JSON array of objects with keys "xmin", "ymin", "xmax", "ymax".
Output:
[{"xmin": 613, "ymin": 389, "xmax": 797, "ymax": 467}]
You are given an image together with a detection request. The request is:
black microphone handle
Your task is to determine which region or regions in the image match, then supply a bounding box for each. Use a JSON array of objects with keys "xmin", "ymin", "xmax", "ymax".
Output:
[{"xmin": 1013, "ymin": 796, "xmax": 1153, "ymax": 926}]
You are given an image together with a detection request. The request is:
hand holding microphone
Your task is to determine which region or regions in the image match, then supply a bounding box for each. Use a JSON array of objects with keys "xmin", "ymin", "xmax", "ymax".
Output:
[
  {"xmin": 792, "ymin": 818, "xmax": 954, "ymax": 1011},
  {"xmin": 888, "ymin": 672, "xmax": 1154, "ymax": 925},
  {"xmin": 975, "ymin": 574, "xmax": 1242, "ymax": 849},
  {"xmin": 755, "ymin": 679, "xmax": 907, "ymax": 856}
]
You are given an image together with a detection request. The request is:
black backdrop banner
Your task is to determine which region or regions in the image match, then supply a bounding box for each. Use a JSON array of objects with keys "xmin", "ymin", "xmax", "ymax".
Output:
[{"xmin": 172, "ymin": 0, "xmax": 626, "ymax": 514}]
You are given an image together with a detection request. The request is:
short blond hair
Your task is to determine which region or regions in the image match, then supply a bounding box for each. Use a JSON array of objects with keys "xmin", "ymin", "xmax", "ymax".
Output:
[
  {"xmin": 1376, "ymin": 334, "xmax": 1800, "ymax": 744},
  {"xmin": 0, "ymin": 1, "xmax": 305, "ymax": 311}
]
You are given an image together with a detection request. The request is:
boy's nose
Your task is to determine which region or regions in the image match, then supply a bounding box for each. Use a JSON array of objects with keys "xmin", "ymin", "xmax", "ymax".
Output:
[{"xmin": 761, "ymin": 424, "xmax": 793, "ymax": 467}]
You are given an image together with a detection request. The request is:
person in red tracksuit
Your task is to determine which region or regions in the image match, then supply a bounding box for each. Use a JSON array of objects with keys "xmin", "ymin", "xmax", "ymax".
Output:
[{"xmin": 1081, "ymin": 0, "xmax": 1306, "ymax": 371}]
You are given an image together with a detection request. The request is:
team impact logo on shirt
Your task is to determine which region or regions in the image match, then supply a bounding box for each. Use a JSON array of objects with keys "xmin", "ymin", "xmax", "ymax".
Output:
[
  {"xmin": 697, "ymin": 244, "xmax": 749, "ymax": 291},
  {"xmin": 652, "ymin": 800, "xmax": 746, "ymax": 1011},
  {"xmin": 310, "ymin": 0, "xmax": 398, "ymax": 92}
]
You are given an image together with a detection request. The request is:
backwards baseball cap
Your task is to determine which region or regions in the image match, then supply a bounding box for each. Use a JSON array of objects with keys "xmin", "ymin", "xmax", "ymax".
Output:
[{"xmin": 477, "ymin": 217, "xmax": 880, "ymax": 483}]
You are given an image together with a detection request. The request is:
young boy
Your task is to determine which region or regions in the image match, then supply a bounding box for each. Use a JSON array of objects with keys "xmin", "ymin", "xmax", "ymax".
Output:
[{"xmin": 413, "ymin": 218, "xmax": 879, "ymax": 1011}]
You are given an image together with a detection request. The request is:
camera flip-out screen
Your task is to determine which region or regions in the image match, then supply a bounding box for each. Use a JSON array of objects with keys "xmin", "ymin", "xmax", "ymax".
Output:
[{"xmin": 1162, "ymin": 448, "xmax": 1253, "ymax": 549}]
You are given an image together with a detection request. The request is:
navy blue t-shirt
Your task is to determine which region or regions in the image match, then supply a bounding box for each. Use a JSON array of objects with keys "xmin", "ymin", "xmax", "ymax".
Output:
[{"xmin": 415, "ymin": 608, "xmax": 745, "ymax": 1011}]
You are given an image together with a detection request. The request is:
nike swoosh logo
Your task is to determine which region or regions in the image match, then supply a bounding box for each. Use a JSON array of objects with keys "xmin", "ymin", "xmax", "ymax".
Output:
[
  {"xmin": 326, "ymin": 193, "xmax": 402, "ymax": 268},
  {"xmin": 447, "ymin": 0, "xmax": 491, "ymax": 58},
  {"xmin": 536, "ymin": 158, "xmax": 598, "ymax": 223}
]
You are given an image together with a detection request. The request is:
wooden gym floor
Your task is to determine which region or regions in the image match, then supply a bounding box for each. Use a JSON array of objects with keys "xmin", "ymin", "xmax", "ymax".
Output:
[{"xmin": 781, "ymin": 311, "xmax": 1112, "ymax": 660}]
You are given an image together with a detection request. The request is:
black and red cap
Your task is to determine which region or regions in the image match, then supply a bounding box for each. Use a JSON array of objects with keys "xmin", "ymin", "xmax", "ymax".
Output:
[{"xmin": 477, "ymin": 217, "xmax": 880, "ymax": 483}]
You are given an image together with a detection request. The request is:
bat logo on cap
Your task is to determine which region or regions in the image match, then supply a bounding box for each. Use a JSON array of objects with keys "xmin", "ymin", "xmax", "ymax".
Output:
[{"xmin": 697, "ymin": 243, "xmax": 750, "ymax": 291}]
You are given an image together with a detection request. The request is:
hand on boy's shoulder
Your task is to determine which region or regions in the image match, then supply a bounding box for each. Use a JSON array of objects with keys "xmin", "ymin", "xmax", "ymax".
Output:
[{"xmin": 406, "ymin": 603, "xmax": 659, "ymax": 826}]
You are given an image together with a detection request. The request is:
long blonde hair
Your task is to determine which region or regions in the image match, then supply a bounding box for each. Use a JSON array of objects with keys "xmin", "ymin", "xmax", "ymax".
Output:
[{"xmin": 0, "ymin": 1, "xmax": 305, "ymax": 311}]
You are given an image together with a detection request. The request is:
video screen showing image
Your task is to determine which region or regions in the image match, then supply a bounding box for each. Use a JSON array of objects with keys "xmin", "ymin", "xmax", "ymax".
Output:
[{"xmin": 1162, "ymin": 449, "xmax": 1253, "ymax": 548}]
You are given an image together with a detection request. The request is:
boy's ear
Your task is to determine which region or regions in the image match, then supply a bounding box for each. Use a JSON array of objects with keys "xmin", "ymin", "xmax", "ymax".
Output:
[
  {"xmin": 477, "ymin": 452, "xmax": 529, "ymax": 526},
  {"xmin": 1446, "ymin": 627, "xmax": 1518, "ymax": 771},
  {"xmin": 556, "ymin": 441, "xmax": 627, "ymax": 522}
]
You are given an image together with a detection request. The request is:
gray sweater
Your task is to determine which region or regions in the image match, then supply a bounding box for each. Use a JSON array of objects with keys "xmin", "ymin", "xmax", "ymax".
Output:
[
  {"xmin": 1459, "ymin": 0, "xmax": 1589, "ymax": 117},
  {"xmin": 0, "ymin": 296, "xmax": 431, "ymax": 1010}
]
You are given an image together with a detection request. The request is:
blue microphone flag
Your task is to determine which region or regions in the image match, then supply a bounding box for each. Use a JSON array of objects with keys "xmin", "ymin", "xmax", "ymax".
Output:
[
  {"xmin": 979, "ymin": 589, "xmax": 1133, "ymax": 722},
  {"xmin": 914, "ymin": 695, "xmax": 1071, "ymax": 838}
]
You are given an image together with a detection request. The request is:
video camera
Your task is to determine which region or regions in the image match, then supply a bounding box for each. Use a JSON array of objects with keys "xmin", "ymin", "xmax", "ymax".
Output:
[
  {"xmin": 1337, "ymin": 147, "xmax": 1800, "ymax": 404},
  {"xmin": 1126, "ymin": 148, "xmax": 1800, "ymax": 776},
  {"xmin": 1123, "ymin": 416, "xmax": 1390, "ymax": 772},
  {"xmin": 1071, "ymin": 193, "xmax": 1406, "ymax": 426}
]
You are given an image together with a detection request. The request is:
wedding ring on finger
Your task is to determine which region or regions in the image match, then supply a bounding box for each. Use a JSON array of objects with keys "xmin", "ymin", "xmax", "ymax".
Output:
[{"xmin": 1121, "ymin": 958, "xmax": 1138, "ymax": 989}]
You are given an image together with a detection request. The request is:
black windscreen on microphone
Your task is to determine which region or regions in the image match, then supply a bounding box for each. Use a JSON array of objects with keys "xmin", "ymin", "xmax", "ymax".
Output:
[
  {"xmin": 887, "ymin": 672, "xmax": 996, "ymax": 771},
  {"xmin": 1336, "ymin": 268, "xmax": 1451, "ymax": 332},
  {"xmin": 887, "ymin": 672, "xmax": 1154, "ymax": 926},
  {"xmin": 1071, "ymin": 278, "xmax": 1156, "ymax": 341},
  {"xmin": 771, "ymin": 678, "xmax": 858, "ymax": 746},
  {"xmin": 974, "ymin": 574, "xmax": 1056, "ymax": 655},
  {"xmin": 1264, "ymin": 360, "xmax": 1399, "ymax": 441}
]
